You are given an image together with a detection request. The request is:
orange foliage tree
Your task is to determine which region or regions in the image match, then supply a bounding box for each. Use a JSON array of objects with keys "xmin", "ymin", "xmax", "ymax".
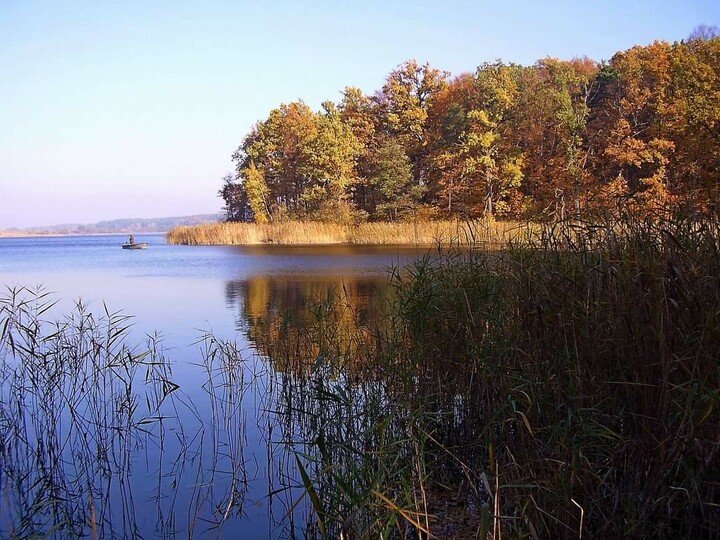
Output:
[{"xmin": 223, "ymin": 33, "xmax": 720, "ymax": 222}]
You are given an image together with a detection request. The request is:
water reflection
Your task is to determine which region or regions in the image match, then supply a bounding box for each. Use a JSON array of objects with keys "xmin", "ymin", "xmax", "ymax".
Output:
[
  {"xmin": 225, "ymin": 275, "xmax": 395, "ymax": 374},
  {"xmin": 0, "ymin": 275, "xmax": 448, "ymax": 538},
  {"xmin": 221, "ymin": 273, "xmax": 465, "ymax": 539}
]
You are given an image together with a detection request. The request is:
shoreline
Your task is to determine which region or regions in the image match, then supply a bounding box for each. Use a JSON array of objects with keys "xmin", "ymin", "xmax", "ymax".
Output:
[{"xmin": 0, "ymin": 231, "xmax": 168, "ymax": 239}]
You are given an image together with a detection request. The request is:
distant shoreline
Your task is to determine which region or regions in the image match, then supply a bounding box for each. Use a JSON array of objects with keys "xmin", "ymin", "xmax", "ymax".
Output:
[
  {"xmin": 0, "ymin": 213, "xmax": 223, "ymax": 239},
  {"xmin": 0, "ymin": 231, "xmax": 167, "ymax": 239}
]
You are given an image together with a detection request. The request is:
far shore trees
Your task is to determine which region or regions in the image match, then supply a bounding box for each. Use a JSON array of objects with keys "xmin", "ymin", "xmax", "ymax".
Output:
[{"xmin": 222, "ymin": 33, "xmax": 720, "ymax": 223}]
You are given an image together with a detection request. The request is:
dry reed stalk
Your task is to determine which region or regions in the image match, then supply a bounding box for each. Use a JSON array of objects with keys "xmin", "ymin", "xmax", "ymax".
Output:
[
  {"xmin": 167, "ymin": 219, "xmax": 531, "ymax": 246},
  {"xmin": 88, "ymin": 493, "xmax": 98, "ymax": 540}
]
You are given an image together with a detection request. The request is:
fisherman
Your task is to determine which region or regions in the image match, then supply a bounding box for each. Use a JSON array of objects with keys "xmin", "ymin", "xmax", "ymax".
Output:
[{"xmin": 128, "ymin": 234, "xmax": 134, "ymax": 245}]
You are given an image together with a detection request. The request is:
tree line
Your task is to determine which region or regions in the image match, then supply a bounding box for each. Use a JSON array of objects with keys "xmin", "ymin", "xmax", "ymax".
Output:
[{"xmin": 222, "ymin": 30, "xmax": 720, "ymax": 223}]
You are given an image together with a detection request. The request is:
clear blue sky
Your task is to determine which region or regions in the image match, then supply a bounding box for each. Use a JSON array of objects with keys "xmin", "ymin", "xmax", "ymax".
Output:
[{"xmin": 1, "ymin": 0, "xmax": 718, "ymax": 228}]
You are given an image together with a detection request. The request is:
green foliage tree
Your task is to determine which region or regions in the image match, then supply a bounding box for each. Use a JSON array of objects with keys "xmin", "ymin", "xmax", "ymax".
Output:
[{"xmin": 366, "ymin": 140, "xmax": 421, "ymax": 220}]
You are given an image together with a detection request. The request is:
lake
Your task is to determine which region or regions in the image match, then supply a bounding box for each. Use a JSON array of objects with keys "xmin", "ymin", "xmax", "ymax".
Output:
[{"xmin": 0, "ymin": 234, "xmax": 429, "ymax": 539}]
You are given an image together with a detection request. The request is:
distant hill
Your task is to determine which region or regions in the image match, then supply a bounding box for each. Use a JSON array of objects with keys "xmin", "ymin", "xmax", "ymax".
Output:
[{"xmin": 18, "ymin": 214, "xmax": 223, "ymax": 235}]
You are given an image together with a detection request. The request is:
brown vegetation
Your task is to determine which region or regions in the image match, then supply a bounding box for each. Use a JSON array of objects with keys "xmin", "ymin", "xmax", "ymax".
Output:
[
  {"xmin": 166, "ymin": 219, "xmax": 534, "ymax": 246},
  {"xmin": 251, "ymin": 213, "xmax": 720, "ymax": 539}
]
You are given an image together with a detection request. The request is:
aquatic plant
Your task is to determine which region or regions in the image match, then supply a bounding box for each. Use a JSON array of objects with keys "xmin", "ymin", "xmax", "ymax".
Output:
[
  {"xmin": 5, "ymin": 208, "xmax": 718, "ymax": 538},
  {"xmin": 0, "ymin": 289, "xmax": 257, "ymax": 539},
  {"xmin": 251, "ymin": 212, "xmax": 720, "ymax": 538},
  {"xmin": 0, "ymin": 287, "xmax": 179, "ymax": 538},
  {"xmin": 165, "ymin": 219, "xmax": 533, "ymax": 247}
]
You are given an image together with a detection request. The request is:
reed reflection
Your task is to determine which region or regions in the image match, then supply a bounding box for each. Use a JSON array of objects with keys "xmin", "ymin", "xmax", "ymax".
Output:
[
  {"xmin": 0, "ymin": 288, "xmax": 258, "ymax": 539},
  {"xmin": 223, "ymin": 271, "xmax": 458, "ymax": 539}
]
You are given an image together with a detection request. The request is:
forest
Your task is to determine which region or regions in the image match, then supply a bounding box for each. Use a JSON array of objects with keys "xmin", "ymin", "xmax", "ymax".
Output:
[{"xmin": 221, "ymin": 31, "xmax": 720, "ymax": 224}]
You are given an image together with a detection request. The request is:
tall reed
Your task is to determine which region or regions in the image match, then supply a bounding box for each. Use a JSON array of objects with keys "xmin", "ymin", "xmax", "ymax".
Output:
[
  {"xmin": 166, "ymin": 219, "xmax": 533, "ymax": 246},
  {"xmin": 0, "ymin": 289, "xmax": 259, "ymax": 538},
  {"xmin": 251, "ymin": 212, "xmax": 720, "ymax": 539},
  {"xmin": 0, "ymin": 287, "xmax": 179, "ymax": 538}
]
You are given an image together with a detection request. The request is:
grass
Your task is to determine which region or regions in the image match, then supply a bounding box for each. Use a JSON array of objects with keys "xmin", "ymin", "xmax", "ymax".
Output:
[
  {"xmin": 248, "ymin": 211, "xmax": 720, "ymax": 539},
  {"xmin": 165, "ymin": 219, "xmax": 534, "ymax": 246}
]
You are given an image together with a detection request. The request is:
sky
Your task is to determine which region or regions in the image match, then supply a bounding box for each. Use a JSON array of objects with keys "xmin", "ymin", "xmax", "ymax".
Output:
[{"xmin": 1, "ymin": 0, "xmax": 718, "ymax": 228}]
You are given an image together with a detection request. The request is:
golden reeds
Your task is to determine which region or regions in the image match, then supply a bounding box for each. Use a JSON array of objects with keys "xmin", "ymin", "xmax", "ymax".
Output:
[{"xmin": 166, "ymin": 219, "xmax": 535, "ymax": 246}]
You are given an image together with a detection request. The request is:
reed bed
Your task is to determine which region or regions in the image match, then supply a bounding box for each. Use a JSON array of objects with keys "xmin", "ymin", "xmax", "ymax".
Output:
[
  {"xmin": 0, "ymin": 289, "xmax": 263, "ymax": 538},
  {"xmin": 0, "ymin": 287, "xmax": 179, "ymax": 538},
  {"xmin": 166, "ymin": 219, "xmax": 534, "ymax": 246},
  {"xmin": 250, "ymin": 212, "xmax": 720, "ymax": 539}
]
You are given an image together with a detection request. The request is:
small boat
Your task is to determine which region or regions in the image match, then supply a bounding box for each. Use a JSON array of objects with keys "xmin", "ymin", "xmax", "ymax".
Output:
[
  {"xmin": 122, "ymin": 235, "xmax": 147, "ymax": 250},
  {"xmin": 122, "ymin": 242, "xmax": 148, "ymax": 250}
]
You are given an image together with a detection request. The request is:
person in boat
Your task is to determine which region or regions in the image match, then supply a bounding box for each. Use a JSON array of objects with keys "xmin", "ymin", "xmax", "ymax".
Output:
[{"xmin": 128, "ymin": 234, "xmax": 134, "ymax": 245}]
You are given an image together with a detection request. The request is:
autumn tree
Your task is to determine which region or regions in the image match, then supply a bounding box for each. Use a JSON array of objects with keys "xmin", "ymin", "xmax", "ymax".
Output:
[
  {"xmin": 377, "ymin": 60, "xmax": 448, "ymax": 192},
  {"xmin": 242, "ymin": 162, "xmax": 270, "ymax": 223},
  {"xmin": 338, "ymin": 87, "xmax": 382, "ymax": 216},
  {"xmin": 299, "ymin": 102, "xmax": 363, "ymax": 220},
  {"xmin": 219, "ymin": 173, "xmax": 249, "ymax": 222},
  {"xmin": 338, "ymin": 86, "xmax": 378, "ymax": 149},
  {"xmin": 511, "ymin": 58, "xmax": 598, "ymax": 219},
  {"xmin": 229, "ymin": 101, "xmax": 361, "ymax": 222},
  {"xmin": 586, "ymin": 42, "xmax": 676, "ymax": 214},
  {"xmin": 222, "ymin": 43, "xmax": 720, "ymax": 222},
  {"xmin": 431, "ymin": 62, "xmax": 524, "ymax": 218},
  {"xmin": 425, "ymin": 73, "xmax": 482, "ymax": 214},
  {"xmin": 233, "ymin": 101, "xmax": 317, "ymax": 216},
  {"xmin": 667, "ymin": 35, "xmax": 720, "ymax": 211}
]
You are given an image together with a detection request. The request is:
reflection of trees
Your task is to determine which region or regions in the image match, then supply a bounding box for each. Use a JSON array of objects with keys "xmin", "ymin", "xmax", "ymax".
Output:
[
  {"xmin": 225, "ymin": 276, "xmax": 396, "ymax": 374},
  {"xmin": 0, "ymin": 280, "xmax": 405, "ymax": 538}
]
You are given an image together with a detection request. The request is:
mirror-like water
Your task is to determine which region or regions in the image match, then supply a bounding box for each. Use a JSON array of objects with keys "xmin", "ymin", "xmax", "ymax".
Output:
[{"xmin": 0, "ymin": 234, "xmax": 428, "ymax": 539}]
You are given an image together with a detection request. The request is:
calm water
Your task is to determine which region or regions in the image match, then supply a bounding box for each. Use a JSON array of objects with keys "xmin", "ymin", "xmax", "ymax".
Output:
[{"xmin": 0, "ymin": 234, "xmax": 428, "ymax": 539}]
